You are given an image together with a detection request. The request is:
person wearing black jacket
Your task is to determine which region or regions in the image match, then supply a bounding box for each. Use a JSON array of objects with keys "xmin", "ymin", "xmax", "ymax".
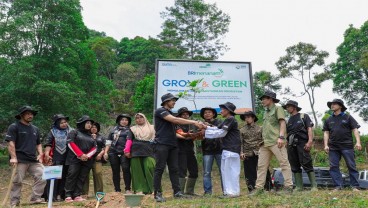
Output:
[
  {"xmin": 42, "ymin": 114, "xmax": 72, "ymax": 201},
  {"xmin": 83, "ymin": 122, "xmax": 106, "ymax": 195},
  {"xmin": 104, "ymin": 114, "xmax": 132, "ymax": 193},
  {"xmin": 64, "ymin": 115, "xmax": 97, "ymax": 202},
  {"xmin": 200, "ymin": 107, "xmax": 223, "ymax": 195},
  {"xmin": 175, "ymin": 107, "xmax": 200, "ymax": 195}
]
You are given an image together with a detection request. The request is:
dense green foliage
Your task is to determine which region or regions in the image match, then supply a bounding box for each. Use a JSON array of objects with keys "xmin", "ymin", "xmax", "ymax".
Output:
[
  {"xmin": 253, "ymin": 71, "xmax": 282, "ymax": 119},
  {"xmin": 331, "ymin": 21, "xmax": 368, "ymax": 121},
  {"xmin": 0, "ymin": 0, "xmax": 113, "ymax": 132},
  {"xmin": 159, "ymin": 0, "xmax": 230, "ymax": 60}
]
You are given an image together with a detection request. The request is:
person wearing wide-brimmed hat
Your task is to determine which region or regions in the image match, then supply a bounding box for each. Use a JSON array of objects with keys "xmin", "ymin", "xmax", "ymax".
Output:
[
  {"xmin": 249, "ymin": 91, "xmax": 292, "ymax": 196},
  {"xmin": 204, "ymin": 102, "xmax": 241, "ymax": 198},
  {"xmin": 152, "ymin": 93, "xmax": 205, "ymax": 202},
  {"xmin": 200, "ymin": 107, "xmax": 223, "ymax": 195},
  {"xmin": 323, "ymin": 98, "xmax": 362, "ymax": 191},
  {"xmin": 83, "ymin": 122, "xmax": 106, "ymax": 195},
  {"xmin": 5, "ymin": 106, "xmax": 47, "ymax": 206},
  {"xmin": 64, "ymin": 115, "xmax": 97, "ymax": 202},
  {"xmin": 283, "ymin": 100, "xmax": 317, "ymax": 192},
  {"xmin": 175, "ymin": 107, "xmax": 199, "ymax": 195},
  {"xmin": 104, "ymin": 114, "xmax": 132, "ymax": 193},
  {"xmin": 42, "ymin": 114, "xmax": 73, "ymax": 202},
  {"xmin": 239, "ymin": 111, "xmax": 272, "ymax": 193}
]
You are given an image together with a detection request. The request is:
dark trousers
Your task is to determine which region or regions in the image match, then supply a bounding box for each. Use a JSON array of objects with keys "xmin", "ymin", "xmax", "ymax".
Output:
[
  {"xmin": 109, "ymin": 153, "xmax": 131, "ymax": 192},
  {"xmin": 178, "ymin": 150, "xmax": 198, "ymax": 179},
  {"xmin": 243, "ymin": 155, "xmax": 272, "ymax": 191},
  {"xmin": 153, "ymin": 143, "xmax": 180, "ymax": 194},
  {"xmin": 287, "ymin": 140, "xmax": 314, "ymax": 173},
  {"xmin": 65, "ymin": 160, "xmax": 93, "ymax": 198},
  {"xmin": 42, "ymin": 161, "xmax": 68, "ymax": 200},
  {"xmin": 329, "ymin": 149, "xmax": 359, "ymax": 188}
]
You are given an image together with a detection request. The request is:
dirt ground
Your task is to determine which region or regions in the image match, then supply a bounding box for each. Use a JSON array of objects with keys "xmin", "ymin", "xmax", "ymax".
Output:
[
  {"xmin": 0, "ymin": 164, "xmax": 152, "ymax": 208},
  {"xmin": 0, "ymin": 161, "xmax": 224, "ymax": 208}
]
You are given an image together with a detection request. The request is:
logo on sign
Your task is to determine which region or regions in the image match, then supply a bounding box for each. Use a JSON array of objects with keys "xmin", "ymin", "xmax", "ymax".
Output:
[{"xmin": 187, "ymin": 69, "xmax": 224, "ymax": 78}]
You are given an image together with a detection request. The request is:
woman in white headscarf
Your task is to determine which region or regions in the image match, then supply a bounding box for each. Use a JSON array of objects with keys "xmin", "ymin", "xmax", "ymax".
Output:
[{"xmin": 124, "ymin": 113, "xmax": 156, "ymax": 194}]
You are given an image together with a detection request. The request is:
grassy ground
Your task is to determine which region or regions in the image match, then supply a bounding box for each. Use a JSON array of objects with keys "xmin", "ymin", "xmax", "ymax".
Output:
[{"xmin": 0, "ymin": 153, "xmax": 368, "ymax": 208}]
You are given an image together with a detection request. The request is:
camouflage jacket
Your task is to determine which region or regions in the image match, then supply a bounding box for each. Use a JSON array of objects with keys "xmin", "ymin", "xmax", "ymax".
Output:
[{"xmin": 240, "ymin": 123, "xmax": 264, "ymax": 157}]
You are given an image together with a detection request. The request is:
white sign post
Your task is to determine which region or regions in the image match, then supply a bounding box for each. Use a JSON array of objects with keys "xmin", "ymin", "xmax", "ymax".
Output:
[
  {"xmin": 42, "ymin": 165, "xmax": 63, "ymax": 208},
  {"xmin": 155, "ymin": 60, "xmax": 254, "ymax": 113}
]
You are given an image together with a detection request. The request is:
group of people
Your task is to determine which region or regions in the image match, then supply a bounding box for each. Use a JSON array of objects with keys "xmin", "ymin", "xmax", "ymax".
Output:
[{"xmin": 4, "ymin": 90, "xmax": 362, "ymax": 206}]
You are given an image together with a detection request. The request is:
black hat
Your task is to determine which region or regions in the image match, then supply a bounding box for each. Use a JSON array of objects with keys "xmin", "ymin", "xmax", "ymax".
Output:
[
  {"xmin": 259, "ymin": 90, "xmax": 280, "ymax": 103},
  {"xmin": 52, "ymin": 114, "xmax": 69, "ymax": 123},
  {"xmin": 219, "ymin": 102, "xmax": 236, "ymax": 115},
  {"xmin": 116, "ymin": 114, "xmax": 132, "ymax": 125},
  {"xmin": 92, "ymin": 122, "xmax": 101, "ymax": 132},
  {"xmin": 176, "ymin": 107, "xmax": 193, "ymax": 117},
  {"xmin": 200, "ymin": 107, "xmax": 218, "ymax": 119},
  {"xmin": 240, "ymin": 111, "xmax": 258, "ymax": 122},
  {"xmin": 15, "ymin": 105, "xmax": 38, "ymax": 119},
  {"xmin": 282, "ymin": 100, "xmax": 302, "ymax": 112},
  {"xmin": 327, "ymin": 99, "xmax": 347, "ymax": 112},
  {"xmin": 76, "ymin": 115, "xmax": 94, "ymax": 124},
  {"xmin": 160, "ymin": 93, "xmax": 179, "ymax": 106}
]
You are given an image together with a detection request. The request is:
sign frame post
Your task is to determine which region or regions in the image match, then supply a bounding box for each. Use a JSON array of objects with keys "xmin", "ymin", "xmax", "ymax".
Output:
[{"xmin": 42, "ymin": 165, "xmax": 63, "ymax": 208}]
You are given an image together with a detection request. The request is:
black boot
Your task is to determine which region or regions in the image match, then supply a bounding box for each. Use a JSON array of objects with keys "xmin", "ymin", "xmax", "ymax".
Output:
[{"xmin": 154, "ymin": 192, "xmax": 166, "ymax": 202}]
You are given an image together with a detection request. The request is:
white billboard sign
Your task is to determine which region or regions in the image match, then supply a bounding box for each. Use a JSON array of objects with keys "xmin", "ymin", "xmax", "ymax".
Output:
[{"xmin": 155, "ymin": 60, "xmax": 254, "ymax": 113}]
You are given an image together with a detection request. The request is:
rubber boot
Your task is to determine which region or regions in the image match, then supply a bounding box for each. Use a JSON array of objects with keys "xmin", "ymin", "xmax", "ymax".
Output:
[
  {"xmin": 184, "ymin": 178, "xmax": 197, "ymax": 195},
  {"xmin": 179, "ymin": 178, "xmax": 186, "ymax": 193},
  {"xmin": 307, "ymin": 172, "xmax": 318, "ymax": 191},
  {"xmin": 294, "ymin": 172, "xmax": 303, "ymax": 192}
]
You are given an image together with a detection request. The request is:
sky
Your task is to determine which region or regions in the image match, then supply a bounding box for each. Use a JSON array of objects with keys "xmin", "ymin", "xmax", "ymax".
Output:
[{"xmin": 80, "ymin": 0, "xmax": 368, "ymax": 133}]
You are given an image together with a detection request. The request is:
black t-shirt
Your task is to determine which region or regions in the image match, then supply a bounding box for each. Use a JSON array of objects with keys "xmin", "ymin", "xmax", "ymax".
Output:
[
  {"xmin": 323, "ymin": 113, "xmax": 360, "ymax": 150},
  {"xmin": 218, "ymin": 116, "xmax": 241, "ymax": 154},
  {"xmin": 107, "ymin": 126, "xmax": 131, "ymax": 155},
  {"xmin": 202, "ymin": 118, "xmax": 222, "ymax": 155},
  {"xmin": 5, "ymin": 121, "xmax": 41, "ymax": 163},
  {"xmin": 176, "ymin": 124, "xmax": 195, "ymax": 153},
  {"xmin": 286, "ymin": 113, "xmax": 314, "ymax": 141},
  {"xmin": 154, "ymin": 107, "xmax": 177, "ymax": 147}
]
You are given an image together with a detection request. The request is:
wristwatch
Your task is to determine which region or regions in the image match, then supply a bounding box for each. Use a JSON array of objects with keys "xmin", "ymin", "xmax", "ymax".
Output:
[{"xmin": 279, "ymin": 136, "xmax": 285, "ymax": 140}]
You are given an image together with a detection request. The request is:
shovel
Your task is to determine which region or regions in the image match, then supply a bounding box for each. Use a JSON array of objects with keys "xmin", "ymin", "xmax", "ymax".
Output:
[{"xmin": 95, "ymin": 192, "xmax": 105, "ymax": 208}]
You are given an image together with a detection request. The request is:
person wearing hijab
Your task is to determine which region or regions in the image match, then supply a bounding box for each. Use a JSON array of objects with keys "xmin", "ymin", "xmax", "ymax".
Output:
[
  {"xmin": 83, "ymin": 122, "xmax": 106, "ymax": 195},
  {"xmin": 124, "ymin": 113, "xmax": 155, "ymax": 194},
  {"xmin": 104, "ymin": 114, "xmax": 132, "ymax": 193},
  {"xmin": 42, "ymin": 114, "xmax": 73, "ymax": 201},
  {"xmin": 64, "ymin": 115, "xmax": 97, "ymax": 202}
]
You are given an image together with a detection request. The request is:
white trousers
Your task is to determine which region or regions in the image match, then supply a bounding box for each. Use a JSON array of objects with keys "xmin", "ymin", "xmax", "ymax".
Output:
[{"xmin": 221, "ymin": 150, "xmax": 240, "ymax": 196}]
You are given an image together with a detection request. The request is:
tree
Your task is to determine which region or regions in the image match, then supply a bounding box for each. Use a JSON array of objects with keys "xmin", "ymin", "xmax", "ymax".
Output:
[
  {"xmin": 88, "ymin": 36, "xmax": 119, "ymax": 79},
  {"xmin": 131, "ymin": 74, "xmax": 155, "ymax": 116},
  {"xmin": 118, "ymin": 36, "xmax": 183, "ymax": 74},
  {"xmin": 159, "ymin": 0, "xmax": 230, "ymax": 60},
  {"xmin": 275, "ymin": 42, "xmax": 330, "ymax": 126},
  {"xmin": 0, "ymin": 0, "xmax": 113, "ymax": 131},
  {"xmin": 331, "ymin": 21, "xmax": 368, "ymax": 120},
  {"xmin": 253, "ymin": 71, "xmax": 282, "ymax": 119}
]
